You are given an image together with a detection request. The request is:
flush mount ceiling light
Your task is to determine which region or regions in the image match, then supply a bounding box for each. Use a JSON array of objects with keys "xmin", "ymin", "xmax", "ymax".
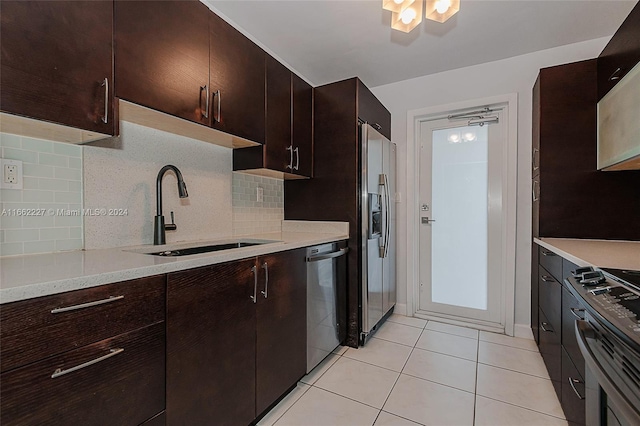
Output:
[{"xmin": 385, "ymin": 0, "xmax": 460, "ymax": 33}]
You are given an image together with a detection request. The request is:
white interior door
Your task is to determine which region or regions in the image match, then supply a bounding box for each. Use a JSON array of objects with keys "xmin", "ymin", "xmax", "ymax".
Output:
[{"xmin": 418, "ymin": 109, "xmax": 505, "ymax": 327}]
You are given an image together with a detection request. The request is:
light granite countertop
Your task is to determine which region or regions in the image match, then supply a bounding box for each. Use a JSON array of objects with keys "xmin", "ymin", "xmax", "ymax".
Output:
[
  {"xmin": 0, "ymin": 221, "xmax": 348, "ymax": 304},
  {"xmin": 535, "ymin": 237, "xmax": 640, "ymax": 270}
]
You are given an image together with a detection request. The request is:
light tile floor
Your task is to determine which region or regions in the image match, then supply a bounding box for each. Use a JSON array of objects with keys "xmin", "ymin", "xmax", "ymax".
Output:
[{"xmin": 259, "ymin": 315, "xmax": 567, "ymax": 426}]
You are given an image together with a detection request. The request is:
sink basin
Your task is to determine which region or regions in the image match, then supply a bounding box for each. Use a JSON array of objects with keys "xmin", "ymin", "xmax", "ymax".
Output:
[{"xmin": 148, "ymin": 242, "xmax": 264, "ymax": 257}]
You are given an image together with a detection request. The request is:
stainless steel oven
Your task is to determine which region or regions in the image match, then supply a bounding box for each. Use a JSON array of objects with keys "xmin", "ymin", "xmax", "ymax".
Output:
[{"xmin": 568, "ymin": 268, "xmax": 640, "ymax": 426}]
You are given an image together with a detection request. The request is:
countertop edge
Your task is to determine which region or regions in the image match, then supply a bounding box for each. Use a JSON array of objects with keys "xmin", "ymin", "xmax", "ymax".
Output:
[
  {"xmin": 534, "ymin": 237, "xmax": 640, "ymax": 270},
  {"xmin": 1, "ymin": 231, "xmax": 348, "ymax": 305}
]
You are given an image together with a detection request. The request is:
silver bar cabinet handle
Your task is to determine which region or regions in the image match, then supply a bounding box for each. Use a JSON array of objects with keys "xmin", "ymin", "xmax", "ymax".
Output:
[
  {"xmin": 51, "ymin": 348, "xmax": 124, "ymax": 379},
  {"xmin": 540, "ymin": 249, "xmax": 554, "ymax": 257},
  {"xmin": 540, "ymin": 275, "xmax": 555, "ymax": 282},
  {"xmin": 261, "ymin": 262, "xmax": 269, "ymax": 298},
  {"xmin": 286, "ymin": 145, "xmax": 293, "ymax": 170},
  {"xmin": 306, "ymin": 247, "xmax": 349, "ymax": 262},
  {"xmin": 532, "ymin": 147, "xmax": 539, "ymax": 171},
  {"xmin": 568, "ymin": 377, "xmax": 585, "ymax": 400},
  {"xmin": 101, "ymin": 78, "xmax": 109, "ymax": 124},
  {"xmin": 294, "ymin": 147, "xmax": 300, "ymax": 171},
  {"xmin": 570, "ymin": 307, "xmax": 585, "ymax": 319},
  {"xmin": 540, "ymin": 322, "xmax": 552, "ymax": 332},
  {"xmin": 201, "ymin": 85, "xmax": 209, "ymax": 119},
  {"xmin": 51, "ymin": 295, "xmax": 124, "ymax": 314},
  {"xmin": 215, "ymin": 89, "xmax": 221, "ymax": 123},
  {"xmin": 250, "ymin": 265, "xmax": 258, "ymax": 303}
]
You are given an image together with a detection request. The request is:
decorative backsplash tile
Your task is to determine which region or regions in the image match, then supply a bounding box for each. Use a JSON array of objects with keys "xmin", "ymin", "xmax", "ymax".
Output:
[
  {"xmin": 0, "ymin": 133, "xmax": 83, "ymax": 256},
  {"xmin": 232, "ymin": 173, "xmax": 283, "ymax": 236}
]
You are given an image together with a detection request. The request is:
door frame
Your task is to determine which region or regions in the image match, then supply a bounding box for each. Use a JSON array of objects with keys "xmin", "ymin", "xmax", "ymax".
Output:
[{"xmin": 405, "ymin": 94, "xmax": 518, "ymax": 336}]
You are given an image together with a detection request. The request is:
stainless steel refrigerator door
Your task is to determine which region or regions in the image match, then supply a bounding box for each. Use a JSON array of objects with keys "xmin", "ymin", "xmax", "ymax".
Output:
[
  {"xmin": 382, "ymin": 141, "xmax": 397, "ymax": 315},
  {"xmin": 361, "ymin": 124, "xmax": 383, "ymax": 336}
]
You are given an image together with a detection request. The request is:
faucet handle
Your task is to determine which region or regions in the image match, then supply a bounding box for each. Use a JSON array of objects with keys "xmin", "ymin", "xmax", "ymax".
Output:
[{"xmin": 165, "ymin": 211, "xmax": 177, "ymax": 231}]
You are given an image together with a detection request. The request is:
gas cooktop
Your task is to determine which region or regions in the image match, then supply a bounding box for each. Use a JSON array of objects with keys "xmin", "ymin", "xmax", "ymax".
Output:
[{"xmin": 566, "ymin": 267, "xmax": 640, "ymax": 352}]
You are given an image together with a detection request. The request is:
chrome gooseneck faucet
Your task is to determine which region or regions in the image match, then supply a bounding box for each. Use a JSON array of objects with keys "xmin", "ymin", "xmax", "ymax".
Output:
[{"xmin": 154, "ymin": 165, "xmax": 188, "ymax": 245}]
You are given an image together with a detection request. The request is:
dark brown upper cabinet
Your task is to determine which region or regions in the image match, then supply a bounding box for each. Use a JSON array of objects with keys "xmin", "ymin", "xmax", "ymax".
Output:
[
  {"xmin": 597, "ymin": 1, "xmax": 640, "ymax": 101},
  {"xmin": 293, "ymin": 74, "xmax": 314, "ymax": 177},
  {"xmin": 233, "ymin": 56, "xmax": 313, "ymax": 179},
  {"xmin": 357, "ymin": 79, "xmax": 391, "ymax": 140},
  {"xmin": 532, "ymin": 60, "xmax": 640, "ymax": 241},
  {"xmin": 265, "ymin": 56, "xmax": 293, "ymax": 172},
  {"xmin": 0, "ymin": 1, "xmax": 115, "ymax": 136},
  {"xmin": 115, "ymin": 0, "xmax": 210, "ymax": 126},
  {"xmin": 209, "ymin": 13, "xmax": 265, "ymax": 144}
]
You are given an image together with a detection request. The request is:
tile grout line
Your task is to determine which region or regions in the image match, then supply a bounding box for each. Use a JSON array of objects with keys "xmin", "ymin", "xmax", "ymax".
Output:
[
  {"xmin": 373, "ymin": 325, "xmax": 429, "ymax": 426},
  {"xmin": 476, "ymin": 393, "xmax": 568, "ymax": 421},
  {"xmin": 265, "ymin": 383, "xmax": 312, "ymax": 426},
  {"xmin": 476, "ymin": 360, "xmax": 551, "ymax": 381}
]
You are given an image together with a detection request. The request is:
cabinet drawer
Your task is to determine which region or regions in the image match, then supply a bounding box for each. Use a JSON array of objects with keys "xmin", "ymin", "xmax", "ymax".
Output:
[
  {"xmin": 538, "ymin": 265, "xmax": 562, "ymax": 332},
  {"xmin": 1, "ymin": 275, "xmax": 165, "ymax": 372},
  {"xmin": 0, "ymin": 323, "xmax": 165, "ymax": 426},
  {"xmin": 539, "ymin": 246, "xmax": 562, "ymax": 282},
  {"xmin": 561, "ymin": 348, "xmax": 586, "ymax": 425},
  {"xmin": 561, "ymin": 286, "xmax": 586, "ymax": 375},
  {"xmin": 539, "ymin": 307, "xmax": 562, "ymax": 395}
]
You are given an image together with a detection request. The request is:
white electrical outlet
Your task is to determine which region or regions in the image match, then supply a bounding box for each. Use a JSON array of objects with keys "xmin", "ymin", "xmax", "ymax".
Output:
[
  {"xmin": 1, "ymin": 159, "xmax": 23, "ymax": 190},
  {"xmin": 256, "ymin": 187, "xmax": 264, "ymax": 202}
]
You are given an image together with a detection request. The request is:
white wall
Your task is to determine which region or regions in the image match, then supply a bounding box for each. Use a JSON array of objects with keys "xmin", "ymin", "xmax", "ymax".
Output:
[{"xmin": 371, "ymin": 37, "xmax": 610, "ymax": 329}]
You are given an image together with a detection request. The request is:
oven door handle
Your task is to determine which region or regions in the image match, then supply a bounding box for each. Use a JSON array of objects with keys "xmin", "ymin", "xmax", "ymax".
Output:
[{"xmin": 575, "ymin": 319, "xmax": 640, "ymax": 423}]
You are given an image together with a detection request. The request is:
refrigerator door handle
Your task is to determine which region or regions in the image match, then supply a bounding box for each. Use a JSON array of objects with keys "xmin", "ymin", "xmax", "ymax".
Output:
[{"xmin": 383, "ymin": 173, "xmax": 391, "ymax": 258}]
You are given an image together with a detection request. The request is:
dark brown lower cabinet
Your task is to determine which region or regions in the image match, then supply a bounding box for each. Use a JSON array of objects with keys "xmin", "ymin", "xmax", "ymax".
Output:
[
  {"xmin": 256, "ymin": 250, "xmax": 307, "ymax": 414},
  {"xmin": 561, "ymin": 348, "xmax": 586, "ymax": 426},
  {"xmin": 167, "ymin": 249, "xmax": 307, "ymax": 424},
  {"xmin": 167, "ymin": 258, "xmax": 257, "ymax": 426},
  {"xmin": 0, "ymin": 323, "xmax": 165, "ymax": 426},
  {"xmin": 539, "ymin": 307, "xmax": 562, "ymax": 398},
  {"xmin": 533, "ymin": 244, "xmax": 588, "ymax": 424}
]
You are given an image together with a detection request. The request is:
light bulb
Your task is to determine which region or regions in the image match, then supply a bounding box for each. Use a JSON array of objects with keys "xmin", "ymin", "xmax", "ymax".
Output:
[
  {"xmin": 393, "ymin": 0, "xmax": 404, "ymax": 4},
  {"xmin": 435, "ymin": 0, "xmax": 451, "ymax": 14},
  {"xmin": 400, "ymin": 7, "xmax": 417, "ymax": 24},
  {"xmin": 448, "ymin": 133, "xmax": 460, "ymax": 143},
  {"xmin": 462, "ymin": 132, "xmax": 476, "ymax": 142}
]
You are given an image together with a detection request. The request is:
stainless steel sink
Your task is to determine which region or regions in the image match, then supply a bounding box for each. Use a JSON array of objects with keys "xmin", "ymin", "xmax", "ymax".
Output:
[{"xmin": 144, "ymin": 240, "xmax": 277, "ymax": 257}]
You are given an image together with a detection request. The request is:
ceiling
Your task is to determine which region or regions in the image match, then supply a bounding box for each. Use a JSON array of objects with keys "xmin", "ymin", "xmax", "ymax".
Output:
[{"xmin": 205, "ymin": 1, "xmax": 636, "ymax": 88}]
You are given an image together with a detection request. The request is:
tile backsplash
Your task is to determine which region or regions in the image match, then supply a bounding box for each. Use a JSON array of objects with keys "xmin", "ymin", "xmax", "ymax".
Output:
[
  {"xmin": 0, "ymin": 124, "xmax": 287, "ymax": 256},
  {"xmin": 232, "ymin": 173, "xmax": 284, "ymax": 236},
  {"xmin": 0, "ymin": 133, "xmax": 83, "ymax": 256},
  {"xmin": 83, "ymin": 122, "xmax": 233, "ymax": 249}
]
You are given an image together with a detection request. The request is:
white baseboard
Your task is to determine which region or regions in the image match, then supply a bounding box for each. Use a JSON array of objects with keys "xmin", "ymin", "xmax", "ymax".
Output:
[
  {"xmin": 514, "ymin": 323, "xmax": 534, "ymax": 340},
  {"xmin": 393, "ymin": 303, "xmax": 407, "ymax": 316}
]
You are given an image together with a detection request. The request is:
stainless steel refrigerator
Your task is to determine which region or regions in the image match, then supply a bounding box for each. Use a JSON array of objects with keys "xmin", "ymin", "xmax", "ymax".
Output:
[{"xmin": 360, "ymin": 123, "xmax": 396, "ymax": 345}]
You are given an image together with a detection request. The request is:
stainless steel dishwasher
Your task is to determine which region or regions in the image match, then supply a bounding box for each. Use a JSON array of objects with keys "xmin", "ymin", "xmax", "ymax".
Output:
[{"xmin": 306, "ymin": 241, "xmax": 348, "ymax": 373}]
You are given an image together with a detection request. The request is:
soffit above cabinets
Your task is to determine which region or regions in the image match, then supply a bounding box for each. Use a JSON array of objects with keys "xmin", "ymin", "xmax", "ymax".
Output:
[{"xmin": 204, "ymin": 0, "xmax": 636, "ymax": 87}]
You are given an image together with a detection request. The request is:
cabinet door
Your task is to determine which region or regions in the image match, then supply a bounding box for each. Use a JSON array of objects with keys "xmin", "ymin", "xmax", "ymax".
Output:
[
  {"xmin": 167, "ymin": 259, "xmax": 256, "ymax": 425},
  {"xmin": 265, "ymin": 55, "xmax": 292, "ymax": 172},
  {"xmin": 115, "ymin": 0, "xmax": 210, "ymax": 125},
  {"xmin": 292, "ymin": 73, "xmax": 313, "ymax": 177},
  {"xmin": 531, "ymin": 244, "xmax": 540, "ymax": 344},
  {"xmin": 256, "ymin": 249, "xmax": 307, "ymax": 415},
  {"xmin": 0, "ymin": 1, "xmax": 115, "ymax": 135},
  {"xmin": 597, "ymin": 3, "xmax": 640, "ymax": 100},
  {"xmin": 210, "ymin": 13, "xmax": 265, "ymax": 144},
  {"xmin": 357, "ymin": 79, "xmax": 391, "ymax": 140}
]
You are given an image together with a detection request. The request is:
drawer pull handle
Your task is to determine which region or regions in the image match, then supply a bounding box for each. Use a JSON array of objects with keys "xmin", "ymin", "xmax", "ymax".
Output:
[
  {"xmin": 540, "ymin": 322, "xmax": 553, "ymax": 332},
  {"xmin": 569, "ymin": 307, "xmax": 585, "ymax": 319},
  {"xmin": 540, "ymin": 275, "xmax": 555, "ymax": 282},
  {"xmin": 51, "ymin": 295, "xmax": 124, "ymax": 314},
  {"xmin": 540, "ymin": 250, "xmax": 555, "ymax": 257},
  {"xmin": 51, "ymin": 348, "xmax": 124, "ymax": 379},
  {"xmin": 568, "ymin": 377, "xmax": 585, "ymax": 400}
]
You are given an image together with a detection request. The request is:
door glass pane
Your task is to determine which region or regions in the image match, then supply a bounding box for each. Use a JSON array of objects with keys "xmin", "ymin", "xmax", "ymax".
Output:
[{"xmin": 431, "ymin": 125, "xmax": 488, "ymax": 310}]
